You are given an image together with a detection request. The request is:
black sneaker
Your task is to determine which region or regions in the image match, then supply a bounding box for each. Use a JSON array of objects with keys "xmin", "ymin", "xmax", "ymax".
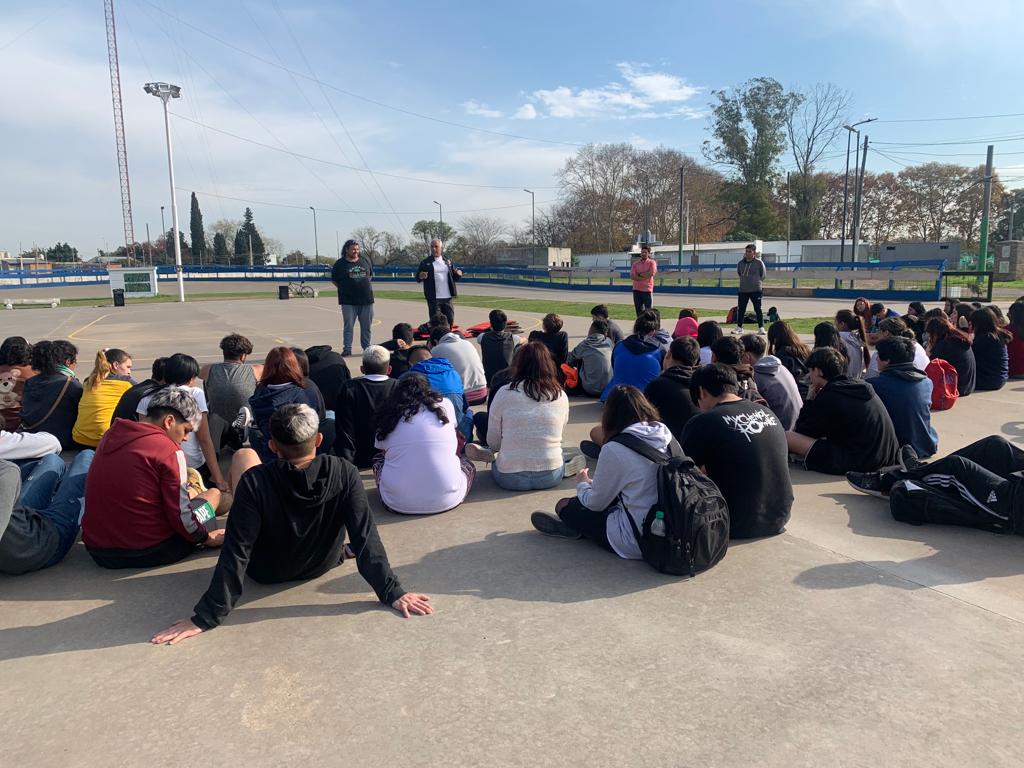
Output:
[
  {"xmin": 531, "ymin": 511, "xmax": 583, "ymax": 539},
  {"xmin": 579, "ymin": 440, "xmax": 601, "ymax": 459},
  {"xmin": 898, "ymin": 445, "xmax": 924, "ymax": 472},
  {"xmin": 846, "ymin": 471, "xmax": 888, "ymax": 498}
]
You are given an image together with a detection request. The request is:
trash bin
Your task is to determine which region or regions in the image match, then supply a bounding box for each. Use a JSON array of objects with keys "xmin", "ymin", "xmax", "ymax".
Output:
[
  {"xmin": 112, "ymin": 288, "xmax": 125, "ymax": 307},
  {"xmin": 278, "ymin": 285, "xmax": 289, "ymax": 300}
]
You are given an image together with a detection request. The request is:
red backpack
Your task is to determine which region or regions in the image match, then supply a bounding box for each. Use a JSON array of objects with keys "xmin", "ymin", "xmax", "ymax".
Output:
[{"xmin": 925, "ymin": 358, "xmax": 958, "ymax": 411}]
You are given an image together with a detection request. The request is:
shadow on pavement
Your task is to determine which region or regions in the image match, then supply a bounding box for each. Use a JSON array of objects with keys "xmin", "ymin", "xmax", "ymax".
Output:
[{"xmin": 794, "ymin": 491, "xmax": 1024, "ymax": 591}]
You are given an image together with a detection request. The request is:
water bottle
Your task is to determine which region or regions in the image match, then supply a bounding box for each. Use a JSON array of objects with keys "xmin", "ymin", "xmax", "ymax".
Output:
[{"xmin": 650, "ymin": 510, "xmax": 666, "ymax": 537}]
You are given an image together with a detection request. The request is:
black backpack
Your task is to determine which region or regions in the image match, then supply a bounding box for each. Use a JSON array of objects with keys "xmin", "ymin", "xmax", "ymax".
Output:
[{"xmin": 610, "ymin": 434, "xmax": 730, "ymax": 576}]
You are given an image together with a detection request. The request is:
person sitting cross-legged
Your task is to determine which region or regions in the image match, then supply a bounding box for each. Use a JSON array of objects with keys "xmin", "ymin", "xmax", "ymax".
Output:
[
  {"xmin": 530, "ymin": 385, "xmax": 672, "ymax": 557},
  {"xmin": 464, "ymin": 341, "xmax": 585, "ymax": 490},
  {"xmin": 335, "ymin": 345, "xmax": 398, "ymax": 468},
  {"xmin": 151, "ymin": 403, "xmax": 431, "ymax": 645},
  {"xmin": 373, "ymin": 374, "xmax": 476, "ymax": 515},
  {"xmin": 643, "ymin": 336, "xmax": 701, "ymax": 443},
  {"xmin": 681, "ymin": 363, "xmax": 792, "ymax": 539},
  {"xmin": 83, "ymin": 387, "xmax": 225, "ymax": 569},
  {"xmin": 846, "ymin": 436, "xmax": 1024, "ymax": 536},
  {"xmin": 786, "ymin": 347, "xmax": 899, "ymax": 475},
  {"xmin": 402, "ymin": 346, "xmax": 473, "ymax": 440},
  {"xmin": 740, "ymin": 333, "xmax": 802, "ymax": 430},
  {"xmin": 868, "ymin": 336, "xmax": 938, "ymax": 459},
  {"xmin": 599, "ymin": 311, "xmax": 665, "ymax": 402},
  {"xmin": 0, "ymin": 449, "xmax": 95, "ymax": 575},
  {"xmin": 111, "ymin": 357, "xmax": 167, "ymax": 425},
  {"xmin": 478, "ymin": 309, "xmax": 523, "ymax": 387},
  {"xmin": 428, "ymin": 325, "xmax": 488, "ymax": 405},
  {"xmin": 566, "ymin": 319, "xmax": 613, "ymax": 397}
]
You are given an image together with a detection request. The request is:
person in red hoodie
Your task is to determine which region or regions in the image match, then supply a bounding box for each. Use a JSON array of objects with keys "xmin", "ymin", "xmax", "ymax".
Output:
[{"xmin": 82, "ymin": 387, "xmax": 225, "ymax": 568}]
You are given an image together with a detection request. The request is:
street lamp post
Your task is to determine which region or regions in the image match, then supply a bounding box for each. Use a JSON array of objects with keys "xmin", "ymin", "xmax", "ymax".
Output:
[
  {"xmin": 309, "ymin": 206, "xmax": 319, "ymax": 266},
  {"xmin": 840, "ymin": 117, "xmax": 876, "ymax": 263},
  {"xmin": 145, "ymin": 81, "xmax": 185, "ymax": 302},
  {"xmin": 433, "ymin": 200, "xmax": 443, "ymax": 230},
  {"xmin": 523, "ymin": 188, "xmax": 536, "ymax": 246},
  {"xmin": 160, "ymin": 205, "xmax": 166, "ymax": 262}
]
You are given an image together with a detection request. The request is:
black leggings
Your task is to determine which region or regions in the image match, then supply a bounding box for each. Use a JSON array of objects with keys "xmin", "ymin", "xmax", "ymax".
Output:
[
  {"xmin": 737, "ymin": 291, "xmax": 763, "ymax": 328},
  {"xmin": 558, "ymin": 497, "xmax": 615, "ymax": 552}
]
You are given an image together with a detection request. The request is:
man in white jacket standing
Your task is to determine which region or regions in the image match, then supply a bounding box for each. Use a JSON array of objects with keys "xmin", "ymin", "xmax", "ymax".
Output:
[{"xmin": 735, "ymin": 243, "xmax": 767, "ymax": 335}]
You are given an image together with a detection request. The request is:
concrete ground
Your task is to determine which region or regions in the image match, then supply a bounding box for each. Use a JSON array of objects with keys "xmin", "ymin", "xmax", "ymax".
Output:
[{"xmin": 2, "ymin": 288, "xmax": 1024, "ymax": 767}]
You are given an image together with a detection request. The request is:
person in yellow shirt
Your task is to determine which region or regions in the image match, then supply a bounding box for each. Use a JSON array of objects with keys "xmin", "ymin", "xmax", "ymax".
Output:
[{"xmin": 72, "ymin": 349, "xmax": 135, "ymax": 447}]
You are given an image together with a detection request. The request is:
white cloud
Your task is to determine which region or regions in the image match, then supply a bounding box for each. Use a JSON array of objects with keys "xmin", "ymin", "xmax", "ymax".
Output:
[
  {"xmin": 462, "ymin": 100, "xmax": 504, "ymax": 118},
  {"xmin": 528, "ymin": 62, "xmax": 704, "ymax": 120},
  {"xmin": 513, "ymin": 103, "xmax": 537, "ymax": 120}
]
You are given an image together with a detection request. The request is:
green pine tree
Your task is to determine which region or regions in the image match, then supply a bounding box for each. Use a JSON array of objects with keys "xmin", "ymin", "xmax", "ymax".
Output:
[{"xmin": 189, "ymin": 192, "xmax": 205, "ymax": 261}]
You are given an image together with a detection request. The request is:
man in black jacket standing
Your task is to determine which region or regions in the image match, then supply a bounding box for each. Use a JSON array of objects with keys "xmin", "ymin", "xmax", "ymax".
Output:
[
  {"xmin": 417, "ymin": 238, "xmax": 463, "ymax": 326},
  {"xmin": 151, "ymin": 404, "xmax": 432, "ymax": 645}
]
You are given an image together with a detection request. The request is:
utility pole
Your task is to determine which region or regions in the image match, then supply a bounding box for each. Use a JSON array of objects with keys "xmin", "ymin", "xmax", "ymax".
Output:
[
  {"xmin": 786, "ymin": 171, "xmax": 791, "ymax": 260},
  {"xmin": 977, "ymin": 144, "xmax": 995, "ymax": 273},
  {"xmin": 677, "ymin": 167, "xmax": 685, "ymax": 268},
  {"xmin": 851, "ymin": 135, "xmax": 869, "ymax": 263},
  {"xmin": 840, "ymin": 128, "xmax": 853, "ymax": 263},
  {"xmin": 160, "ymin": 205, "xmax": 166, "ymax": 262},
  {"xmin": 1006, "ymin": 194, "xmax": 1015, "ymax": 241},
  {"xmin": 248, "ymin": 233, "xmax": 253, "ymax": 267},
  {"xmin": 309, "ymin": 206, "xmax": 319, "ymax": 266},
  {"xmin": 523, "ymin": 189, "xmax": 536, "ymax": 246},
  {"xmin": 145, "ymin": 222, "xmax": 151, "ymax": 265}
]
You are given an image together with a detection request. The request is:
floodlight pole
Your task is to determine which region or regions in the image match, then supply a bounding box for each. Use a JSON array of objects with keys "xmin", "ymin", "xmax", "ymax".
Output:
[
  {"xmin": 310, "ymin": 206, "xmax": 319, "ymax": 266},
  {"xmin": 146, "ymin": 82, "xmax": 185, "ymax": 302}
]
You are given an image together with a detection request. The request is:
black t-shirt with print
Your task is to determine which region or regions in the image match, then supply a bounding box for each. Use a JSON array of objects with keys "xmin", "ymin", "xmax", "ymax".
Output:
[
  {"xmin": 681, "ymin": 398, "xmax": 793, "ymax": 539},
  {"xmin": 331, "ymin": 255, "xmax": 374, "ymax": 305}
]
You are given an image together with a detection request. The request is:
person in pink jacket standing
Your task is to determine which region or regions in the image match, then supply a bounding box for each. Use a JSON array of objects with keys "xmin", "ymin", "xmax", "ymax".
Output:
[{"xmin": 630, "ymin": 245, "xmax": 657, "ymax": 316}]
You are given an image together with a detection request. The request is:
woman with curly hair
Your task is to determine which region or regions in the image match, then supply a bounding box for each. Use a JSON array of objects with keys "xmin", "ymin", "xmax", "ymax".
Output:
[
  {"xmin": 372, "ymin": 374, "xmax": 475, "ymax": 514},
  {"xmin": 20, "ymin": 340, "xmax": 83, "ymax": 450}
]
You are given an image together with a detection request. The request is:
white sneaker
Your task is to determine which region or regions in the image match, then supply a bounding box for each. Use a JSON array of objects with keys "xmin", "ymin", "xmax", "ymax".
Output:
[
  {"xmin": 232, "ymin": 406, "xmax": 253, "ymax": 447},
  {"xmin": 563, "ymin": 453, "xmax": 587, "ymax": 478},
  {"xmin": 733, "ymin": 326, "xmax": 743, "ymax": 335},
  {"xmin": 757, "ymin": 326, "xmax": 766, "ymax": 335},
  {"xmin": 464, "ymin": 443, "xmax": 496, "ymax": 463}
]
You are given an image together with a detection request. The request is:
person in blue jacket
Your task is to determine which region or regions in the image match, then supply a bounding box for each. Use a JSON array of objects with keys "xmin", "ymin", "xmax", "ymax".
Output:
[
  {"xmin": 599, "ymin": 311, "xmax": 665, "ymax": 401},
  {"xmin": 869, "ymin": 336, "xmax": 938, "ymax": 458},
  {"xmin": 401, "ymin": 347, "xmax": 473, "ymax": 440}
]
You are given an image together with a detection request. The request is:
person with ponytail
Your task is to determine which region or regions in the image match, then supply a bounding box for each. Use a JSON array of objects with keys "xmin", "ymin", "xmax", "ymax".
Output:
[
  {"xmin": 834, "ymin": 309, "xmax": 868, "ymax": 378},
  {"xmin": 72, "ymin": 348, "xmax": 135, "ymax": 447}
]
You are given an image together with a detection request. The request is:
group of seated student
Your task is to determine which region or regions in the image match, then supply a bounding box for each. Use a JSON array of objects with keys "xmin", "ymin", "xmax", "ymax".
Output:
[{"xmin": 3, "ymin": 296, "xmax": 1024, "ymax": 638}]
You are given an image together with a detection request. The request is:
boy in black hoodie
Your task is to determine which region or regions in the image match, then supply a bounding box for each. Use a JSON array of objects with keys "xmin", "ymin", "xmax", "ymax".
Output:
[
  {"xmin": 644, "ymin": 336, "xmax": 700, "ymax": 442},
  {"xmin": 151, "ymin": 404, "xmax": 432, "ymax": 645},
  {"xmin": 787, "ymin": 347, "xmax": 900, "ymax": 474}
]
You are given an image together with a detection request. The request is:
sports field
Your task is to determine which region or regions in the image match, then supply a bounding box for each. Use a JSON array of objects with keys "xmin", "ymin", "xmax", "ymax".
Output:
[{"xmin": 2, "ymin": 286, "xmax": 1024, "ymax": 767}]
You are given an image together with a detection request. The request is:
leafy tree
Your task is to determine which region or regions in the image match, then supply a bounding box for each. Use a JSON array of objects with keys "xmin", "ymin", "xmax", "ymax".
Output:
[
  {"xmin": 45, "ymin": 242, "xmax": 79, "ymax": 262},
  {"xmin": 703, "ymin": 77, "xmax": 799, "ymax": 238},
  {"xmin": 164, "ymin": 229, "xmax": 190, "ymax": 261},
  {"xmin": 283, "ymin": 249, "xmax": 307, "ymax": 265},
  {"xmin": 233, "ymin": 207, "xmax": 266, "ymax": 265},
  {"xmin": 189, "ymin": 192, "xmax": 206, "ymax": 262},
  {"xmin": 995, "ymin": 188, "xmax": 1024, "ymax": 241},
  {"xmin": 212, "ymin": 232, "xmax": 228, "ymax": 259},
  {"xmin": 410, "ymin": 220, "xmax": 456, "ymax": 249}
]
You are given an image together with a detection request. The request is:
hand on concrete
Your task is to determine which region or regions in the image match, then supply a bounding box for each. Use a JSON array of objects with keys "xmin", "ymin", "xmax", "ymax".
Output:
[
  {"xmin": 392, "ymin": 593, "xmax": 433, "ymax": 618},
  {"xmin": 151, "ymin": 618, "xmax": 204, "ymax": 645}
]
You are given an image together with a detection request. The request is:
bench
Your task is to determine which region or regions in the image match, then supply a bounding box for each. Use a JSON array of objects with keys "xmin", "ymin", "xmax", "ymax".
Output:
[{"xmin": 3, "ymin": 297, "xmax": 60, "ymax": 309}]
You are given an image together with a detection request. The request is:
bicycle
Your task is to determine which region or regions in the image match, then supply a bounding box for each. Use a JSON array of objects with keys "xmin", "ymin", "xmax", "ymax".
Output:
[{"xmin": 287, "ymin": 280, "xmax": 317, "ymax": 298}]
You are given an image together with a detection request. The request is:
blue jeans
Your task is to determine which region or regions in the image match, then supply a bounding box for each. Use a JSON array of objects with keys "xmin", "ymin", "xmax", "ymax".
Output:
[
  {"xmin": 491, "ymin": 464, "xmax": 563, "ymax": 491},
  {"xmin": 19, "ymin": 451, "xmax": 95, "ymax": 566},
  {"xmin": 341, "ymin": 304, "xmax": 374, "ymax": 353}
]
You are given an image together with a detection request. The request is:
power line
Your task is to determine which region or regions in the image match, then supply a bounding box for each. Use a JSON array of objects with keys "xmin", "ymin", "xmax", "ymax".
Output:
[
  {"xmin": 178, "ymin": 187, "xmax": 557, "ymax": 216},
  {"xmin": 874, "ymin": 132, "xmax": 1024, "ymax": 147},
  {"xmin": 167, "ymin": 112, "xmax": 558, "ymax": 190},
  {"xmin": 874, "ymin": 111, "xmax": 1024, "ymax": 124},
  {"xmin": 0, "ymin": 2, "xmax": 68, "ymax": 51},
  {"xmin": 134, "ymin": 0, "xmax": 586, "ymax": 148}
]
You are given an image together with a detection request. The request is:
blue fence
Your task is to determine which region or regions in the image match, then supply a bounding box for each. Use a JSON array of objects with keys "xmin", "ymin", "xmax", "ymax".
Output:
[{"xmin": 0, "ymin": 259, "xmax": 945, "ymax": 302}]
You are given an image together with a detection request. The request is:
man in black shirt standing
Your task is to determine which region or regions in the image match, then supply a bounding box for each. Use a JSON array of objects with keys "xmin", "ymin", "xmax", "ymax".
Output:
[
  {"xmin": 331, "ymin": 239, "xmax": 375, "ymax": 356},
  {"xmin": 681, "ymin": 363, "xmax": 793, "ymax": 538},
  {"xmin": 151, "ymin": 404, "xmax": 432, "ymax": 645}
]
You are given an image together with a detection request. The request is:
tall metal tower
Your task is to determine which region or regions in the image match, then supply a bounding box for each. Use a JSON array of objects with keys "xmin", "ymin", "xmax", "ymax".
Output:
[{"xmin": 104, "ymin": 0, "xmax": 137, "ymax": 260}]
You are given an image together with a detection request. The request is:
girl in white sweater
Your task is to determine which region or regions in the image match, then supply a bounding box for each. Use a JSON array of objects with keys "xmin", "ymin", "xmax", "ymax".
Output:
[{"xmin": 465, "ymin": 342, "xmax": 585, "ymax": 490}]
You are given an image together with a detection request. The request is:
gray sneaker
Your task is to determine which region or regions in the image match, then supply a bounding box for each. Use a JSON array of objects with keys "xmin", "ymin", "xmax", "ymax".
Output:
[
  {"xmin": 531, "ymin": 511, "xmax": 582, "ymax": 539},
  {"xmin": 464, "ymin": 443, "xmax": 496, "ymax": 463}
]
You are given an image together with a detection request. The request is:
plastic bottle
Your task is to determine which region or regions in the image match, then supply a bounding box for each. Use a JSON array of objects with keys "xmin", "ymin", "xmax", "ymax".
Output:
[{"xmin": 650, "ymin": 510, "xmax": 666, "ymax": 537}]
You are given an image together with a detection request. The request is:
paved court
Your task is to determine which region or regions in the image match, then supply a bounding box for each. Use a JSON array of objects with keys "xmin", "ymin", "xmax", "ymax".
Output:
[{"xmin": 2, "ymin": 289, "xmax": 1024, "ymax": 767}]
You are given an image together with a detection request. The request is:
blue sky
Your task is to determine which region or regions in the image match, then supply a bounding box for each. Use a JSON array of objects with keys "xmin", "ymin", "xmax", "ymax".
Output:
[{"xmin": 1, "ymin": 0, "xmax": 1021, "ymax": 259}]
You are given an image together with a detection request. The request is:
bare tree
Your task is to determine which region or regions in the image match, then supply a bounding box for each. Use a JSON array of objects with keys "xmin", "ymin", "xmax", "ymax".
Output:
[
  {"xmin": 209, "ymin": 218, "xmax": 240, "ymax": 246},
  {"xmin": 456, "ymin": 215, "xmax": 507, "ymax": 263},
  {"xmin": 786, "ymin": 83, "xmax": 851, "ymax": 239},
  {"xmin": 352, "ymin": 225, "xmax": 387, "ymax": 261},
  {"xmin": 558, "ymin": 143, "xmax": 634, "ymax": 251}
]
